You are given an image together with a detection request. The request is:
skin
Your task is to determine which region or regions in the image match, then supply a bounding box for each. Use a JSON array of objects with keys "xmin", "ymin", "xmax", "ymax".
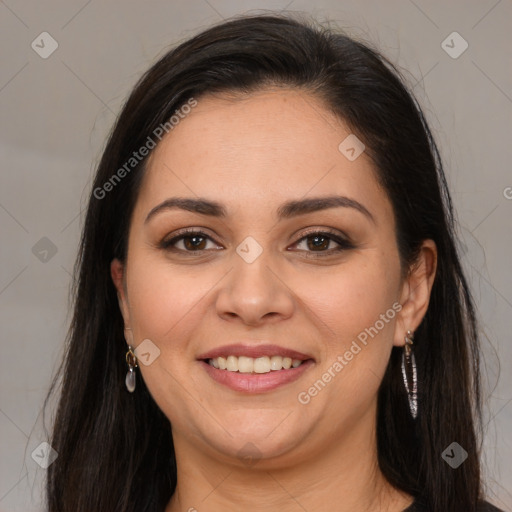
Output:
[{"xmin": 111, "ymin": 88, "xmax": 437, "ymax": 512}]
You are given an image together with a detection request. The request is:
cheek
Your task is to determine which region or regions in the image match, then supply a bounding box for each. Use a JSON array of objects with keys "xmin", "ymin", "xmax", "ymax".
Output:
[
  {"xmin": 310, "ymin": 255, "xmax": 401, "ymax": 407},
  {"xmin": 124, "ymin": 256, "xmax": 213, "ymax": 421},
  {"xmin": 126, "ymin": 254, "xmax": 215, "ymax": 346},
  {"xmin": 301, "ymin": 257, "xmax": 400, "ymax": 351}
]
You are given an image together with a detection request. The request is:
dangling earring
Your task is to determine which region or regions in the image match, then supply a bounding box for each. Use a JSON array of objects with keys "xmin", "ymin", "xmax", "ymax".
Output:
[
  {"xmin": 125, "ymin": 345, "xmax": 138, "ymax": 392},
  {"xmin": 401, "ymin": 330, "xmax": 418, "ymax": 419},
  {"xmin": 124, "ymin": 328, "xmax": 138, "ymax": 393}
]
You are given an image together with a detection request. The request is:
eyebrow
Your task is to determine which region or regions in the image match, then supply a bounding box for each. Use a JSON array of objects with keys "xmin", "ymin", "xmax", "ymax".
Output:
[{"xmin": 144, "ymin": 195, "xmax": 375, "ymax": 224}]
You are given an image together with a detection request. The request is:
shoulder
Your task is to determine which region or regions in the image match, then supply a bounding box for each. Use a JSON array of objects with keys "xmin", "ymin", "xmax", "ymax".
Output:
[
  {"xmin": 477, "ymin": 501, "xmax": 505, "ymax": 512},
  {"xmin": 404, "ymin": 499, "xmax": 505, "ymax": 511}
]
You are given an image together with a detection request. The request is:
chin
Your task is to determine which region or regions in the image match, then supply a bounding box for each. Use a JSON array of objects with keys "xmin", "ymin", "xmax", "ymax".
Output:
[{"xmin": 200, "ymin": 426, "xmax": 310, "ymax": 469}]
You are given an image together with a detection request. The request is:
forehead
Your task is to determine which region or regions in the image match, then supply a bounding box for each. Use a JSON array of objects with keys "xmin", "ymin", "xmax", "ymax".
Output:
[{"xmin": 135, "ymin": 89, "xmax": 389, "ymax": 223}]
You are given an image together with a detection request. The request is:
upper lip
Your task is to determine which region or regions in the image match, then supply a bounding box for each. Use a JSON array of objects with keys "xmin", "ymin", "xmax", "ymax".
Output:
[{"xmin": 197, "ymin": 343, "xmax": 314, "ymax": 361}]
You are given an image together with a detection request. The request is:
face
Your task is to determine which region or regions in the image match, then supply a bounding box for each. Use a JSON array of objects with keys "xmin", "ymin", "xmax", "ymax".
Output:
[{"xmin": 111, "ymin": 88, "xmax": 432, "ymax": 469}]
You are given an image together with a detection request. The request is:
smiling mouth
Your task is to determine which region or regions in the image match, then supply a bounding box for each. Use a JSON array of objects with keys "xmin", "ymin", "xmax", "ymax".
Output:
[{"xmin": 205, "ymin": 355, "xmax": 309, "ymax": 373}]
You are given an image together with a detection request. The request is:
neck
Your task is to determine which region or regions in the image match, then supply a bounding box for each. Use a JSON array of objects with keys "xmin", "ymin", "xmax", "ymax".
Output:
[{"xmin": 165, "ymin": 407, "xmax": 413, "ymax": 512}]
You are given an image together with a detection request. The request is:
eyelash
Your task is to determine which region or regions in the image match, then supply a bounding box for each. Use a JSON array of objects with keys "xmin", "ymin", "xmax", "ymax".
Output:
[{"xmin": 159, "ymin": 228, "xmax": 355, "ymax": 258}]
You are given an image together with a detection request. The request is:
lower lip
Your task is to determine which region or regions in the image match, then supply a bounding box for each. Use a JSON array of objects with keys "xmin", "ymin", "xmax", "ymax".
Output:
[{"xmin": 200, "ymin": 359, "xmax": 314, "ymax": 393}]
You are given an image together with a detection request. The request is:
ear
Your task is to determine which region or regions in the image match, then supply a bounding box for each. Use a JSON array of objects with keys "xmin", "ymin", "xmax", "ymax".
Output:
[
  {"xmin": 111, "ymin": 258, "xmax": 131, "ymax": 327},
  {"xmin": 394, "ymin": 239, "xmax": 437, "ymax": 347}
]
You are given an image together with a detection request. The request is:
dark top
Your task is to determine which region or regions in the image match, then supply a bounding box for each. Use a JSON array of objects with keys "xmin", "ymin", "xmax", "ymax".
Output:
[{"xmin": 403, "ymin": 498, "xmax": 504, "ymax": 511}]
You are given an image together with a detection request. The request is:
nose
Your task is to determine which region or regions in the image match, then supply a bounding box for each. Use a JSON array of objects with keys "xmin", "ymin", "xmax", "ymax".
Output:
[{"xmin": 214, "ymin": 247, "xmax": 295, "ymax": 327}]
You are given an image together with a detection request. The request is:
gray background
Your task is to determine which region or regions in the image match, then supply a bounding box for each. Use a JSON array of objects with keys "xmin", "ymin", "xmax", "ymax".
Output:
[{"xmin": 0, "ymin": 1, "xmax": 510, "ymax": 510}]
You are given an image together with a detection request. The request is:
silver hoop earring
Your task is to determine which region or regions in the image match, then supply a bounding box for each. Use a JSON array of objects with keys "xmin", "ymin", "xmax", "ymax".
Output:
[{"xmin": 401, "ymin": 330, "xmax": 418, "ymax": 419}]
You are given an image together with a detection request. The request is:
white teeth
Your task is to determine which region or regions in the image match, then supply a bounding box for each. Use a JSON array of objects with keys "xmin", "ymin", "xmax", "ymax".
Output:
[
  {"xmin": 226, "ymin": 355, "xmax": 238, "ymax": 372},
  {"xmin": 237, "ymin": 356, "xmax": 254, "ymax": 373},
  {"xmin": 270, "ymin": 355, "xmax": 283, "ymax": 370},
  {"xmin": 207, "ymin": 355, "xmax": 306, "ymax": 373},
  {"xmin": 254, "ymin": 356, "xmax": 270, "ymax": 373}
]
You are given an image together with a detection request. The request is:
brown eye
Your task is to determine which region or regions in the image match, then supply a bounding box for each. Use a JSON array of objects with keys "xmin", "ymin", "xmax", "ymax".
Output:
[
  {"xmin": 291, "ymin": 230, "xmax": 355, "ymax": 256},
  {"xmin": 303, "ymin": 234, "xmax": 332, "ymax": 251},
  {"xmin": 180, "ymin": 234, "xmax": 208, "ymax": 250},
  {"xmin": 160, "ymin": 230, "xmax": 220, "ymax": 253}
]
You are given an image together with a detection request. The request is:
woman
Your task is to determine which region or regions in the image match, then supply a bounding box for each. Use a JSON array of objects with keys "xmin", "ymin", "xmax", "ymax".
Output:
[{"xmin": 44, "ymin": 13, "xmax": 503, "ymax": 512}]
